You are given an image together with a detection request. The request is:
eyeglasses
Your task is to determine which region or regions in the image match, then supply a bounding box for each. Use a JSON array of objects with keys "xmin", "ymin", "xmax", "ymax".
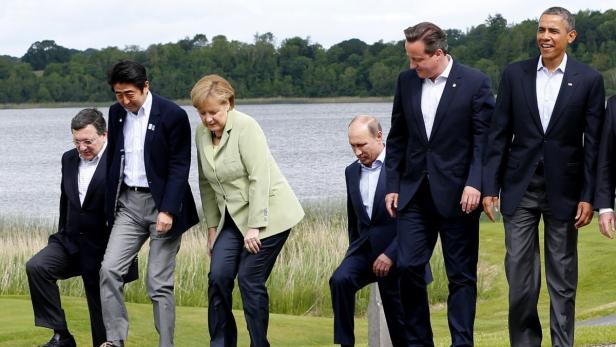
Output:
[{"xmin": 73, "ymin": 137, "xmax": 99, "ymax": 147}]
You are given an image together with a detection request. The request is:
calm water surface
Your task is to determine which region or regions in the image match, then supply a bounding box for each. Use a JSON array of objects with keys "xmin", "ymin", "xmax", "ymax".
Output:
[{"xmin": 0, "ymin": 103, "xmax": 392, "ymax": 219}]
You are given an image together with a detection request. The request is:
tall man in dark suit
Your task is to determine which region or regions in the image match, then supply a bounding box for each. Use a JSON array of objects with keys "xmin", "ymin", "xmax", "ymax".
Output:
[
  {"xmin": 99, "ymin": 61, "xmax": 199, "ymax": 347},
  {"xmin": 26, "ymin": 109, "xmax": 122, "ymax": 347},
  {"xmin": 385, "ymin": 22, "xmax": 494, "ymax": 347},
  {"xmin": 330, "ymin": 115, "xmax": 431, "ymax": 347},
  {"xmin": 483, "ymin": 7, "xmax": 605, "ymax": 347}
]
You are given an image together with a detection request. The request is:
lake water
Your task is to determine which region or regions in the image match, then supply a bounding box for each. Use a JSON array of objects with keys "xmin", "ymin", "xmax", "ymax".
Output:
[{"xmin": 0, "ymin": 103, "xmax": 392, "ymax": 219}]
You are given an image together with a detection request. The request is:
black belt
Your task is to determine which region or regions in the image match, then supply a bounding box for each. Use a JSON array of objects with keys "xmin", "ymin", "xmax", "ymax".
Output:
[{"xmin": 122, "ymin": 184, "xmax": 151, "ymax": 193}]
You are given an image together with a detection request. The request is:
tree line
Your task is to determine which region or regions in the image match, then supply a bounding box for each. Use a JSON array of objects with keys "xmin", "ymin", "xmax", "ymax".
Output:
[{"xmin": 0, "ymin": 9, "xmax": 615, "ymax": 104}]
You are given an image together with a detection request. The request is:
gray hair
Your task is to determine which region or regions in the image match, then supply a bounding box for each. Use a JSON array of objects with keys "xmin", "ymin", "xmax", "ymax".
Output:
[
  {"xmin": 71, "ymin": 108, "xmax": 106, "ymax": 135},
  {"xmin": 349, "ymin": 115, "xmax": 382, "ymax": 137},
  {"xmin": 542, "ymin": 7, "xmax": 575, "ymax": 32},
  {"xmin": 403, "ymin": 22, "xmax": 448, "ymax": 55}
]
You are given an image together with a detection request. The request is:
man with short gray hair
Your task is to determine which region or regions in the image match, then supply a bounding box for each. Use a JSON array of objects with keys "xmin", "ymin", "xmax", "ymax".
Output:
[{"xmin": 26, "ymin": 109, "xmax": 136, "ymax": 347}]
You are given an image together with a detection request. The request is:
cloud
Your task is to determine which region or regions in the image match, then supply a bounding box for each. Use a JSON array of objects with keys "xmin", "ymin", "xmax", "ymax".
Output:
[{"xmin": 0, "ymin": 0, "xmax": 613, "ymax": 57}]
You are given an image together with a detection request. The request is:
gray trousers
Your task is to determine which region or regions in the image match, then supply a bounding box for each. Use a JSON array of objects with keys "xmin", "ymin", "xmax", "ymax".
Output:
[
  {"xmin": 100, "ymin": 190, "xmax": 181, "ymax": 347},
  {"xmin": 503, "ymin": 172, "xmax": 578, "ymax": 347}
]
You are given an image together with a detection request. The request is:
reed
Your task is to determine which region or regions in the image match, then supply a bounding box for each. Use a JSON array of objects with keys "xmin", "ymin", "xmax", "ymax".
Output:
[{"xmin": 0, "ymin": 202, "xmax": 494, "ymax": 316}]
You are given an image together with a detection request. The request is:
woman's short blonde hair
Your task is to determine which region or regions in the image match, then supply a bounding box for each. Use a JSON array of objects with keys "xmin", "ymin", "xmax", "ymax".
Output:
[{"xmin": 190, "ymin": 74, "xmax": 235, "ymax": 109}]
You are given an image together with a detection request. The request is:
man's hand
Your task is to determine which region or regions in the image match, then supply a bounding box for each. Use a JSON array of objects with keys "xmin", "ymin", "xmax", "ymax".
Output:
[
  {"xmin": 156, "ymin": 211, "xmax": 173, "ymax": 234},
  {"xmin": 599, "ymin": 212, "xmax": 615, "ymax": 239},
  {"xmin": 207, "ymin": 227, "xmax": 217, "ymax": 256},
  {"xmin": 244, "ymin": 228, "xmax": 261, "ymax": 254},
  {"xmin": 575, "ymin": 202, "xmax": 593, "ymax": 229},
  {"xmin": 482, "ymin": 196, "xmax": 499, "ymax": 222},
  {"xmin": 460, "ymin": 186, "xmax": 481, "ymax": 213},
  {"xmin": 385, "ymin": 193, "xmax": 398, "ymax": 218},
  {"xmin": 373, "ymin": 254, "xmax": 393, "ymax": 277}
]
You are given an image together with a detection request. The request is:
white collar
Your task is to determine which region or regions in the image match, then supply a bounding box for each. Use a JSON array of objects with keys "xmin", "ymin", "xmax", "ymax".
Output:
[
  {"xmin": 537, "ymin": 53, "xmax": 567, "ymax": 73},
  {"xmin": 80, "ymin": 141, "xmax": 107, "ymax": 163},
  {"xmin": 360, "ymin": 146, "xmax": 386, "ymax": 169},
  {"xmin": 125, "ymin": 90, "xmax": 153, "ymax": 116}
]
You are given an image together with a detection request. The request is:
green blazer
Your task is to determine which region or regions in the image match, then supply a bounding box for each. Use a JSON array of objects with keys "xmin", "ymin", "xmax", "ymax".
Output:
[{"xmin": 196, "ymin": 109, "xmax": 304, "ymax": 243}]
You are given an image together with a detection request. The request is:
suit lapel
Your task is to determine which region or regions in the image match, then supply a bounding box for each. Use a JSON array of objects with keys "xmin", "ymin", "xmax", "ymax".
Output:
[
  {"xmin": 144, "ymin": 93, "xmax": 160, "ymax": 170},
  {"xmin": 410, "ymin": 75, "xmax": 429, "ymax": 143},
  {"xmin": 199, "ymin": 128, "xmax": 216, "ymax": 168},
  {"xmin": 200, "ymin": 110, "xmax": 236, "ymax": 168},
  {"xmin": 545, "ymin": 60, "xmax": 578, "ymax": 135},
  {"xmin": 348, "ymin": 162, "xmax": 371, "ymax": 224},
  {"xmin": 214, "ymin": 109, "xmax": 235, "ymax": 155},
  {"xmin": 430, "ymin": 62, "xmax": 461, "ymax": 140},
  {"xmin": 522, "ymin": 58, "xmax": 544, "ymax": 134},
  {"xmin": 370, "ymin": 163, "xmax": 387, "ymax": 221},
  {"xmin": 82, "ymin": 150, "xmax": 106, "ymax": 207},
  {"xmin": 65, "ymin": 150, "xmax": 81, "ymax": 208}
]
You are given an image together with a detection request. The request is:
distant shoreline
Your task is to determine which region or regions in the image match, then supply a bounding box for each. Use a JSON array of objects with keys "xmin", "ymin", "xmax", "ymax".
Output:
[{"xmin": 0, "ymin": 96, "xmax": 393, "ymax": 110}]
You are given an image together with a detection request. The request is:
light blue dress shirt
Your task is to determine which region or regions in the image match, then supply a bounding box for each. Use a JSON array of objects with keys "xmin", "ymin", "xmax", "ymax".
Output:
[
  {"xmin": 359, "ymin": 148, "xmax": 385, "ymax": 220},
  {"xmin": 536, "ymin": 54, "xmax": 567, "ymax": 132}
]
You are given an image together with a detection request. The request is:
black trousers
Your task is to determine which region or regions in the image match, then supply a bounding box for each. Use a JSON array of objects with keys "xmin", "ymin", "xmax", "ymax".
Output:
[
  {"xmin": 329, "ymin": 243, "xmax": 409, "ymax": 346},
  {"xmin": 503, "ymin": 172, "xmax": 578, "ymax": 347},
  {"xmin": 396, "ymin": 180, "xmax": 479, "ymax": 347},
  {"xmin": 25, "ymin": 240, "xmax": 106, "ymax": 347},
  {"xmin": 208, "ymin": 216, "xmax": 289, "ymax": 347}
]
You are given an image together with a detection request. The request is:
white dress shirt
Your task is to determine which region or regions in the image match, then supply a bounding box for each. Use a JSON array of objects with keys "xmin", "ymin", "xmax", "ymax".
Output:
[
  {"xmin": 359, "ymin": 148, "xmax": 385, "ymax": 219},
  {"xmin": 78, "ymin": 141, "xmax": 107, "ymax": 206},
  {"xmin": 421, "ymin": 56, "xmax": 453, "ymax": 140},
  {"xmin": 536, "ymin": 54, "xmax": 567, "ymax": 132},
  {"xmin": 122, "ymin": 91, "xmax": 152, "ymax": 187}
]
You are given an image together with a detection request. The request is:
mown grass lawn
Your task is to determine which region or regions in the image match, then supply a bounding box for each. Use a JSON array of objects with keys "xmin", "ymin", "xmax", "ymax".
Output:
[
  {"xmin": 3, "ymin": 219, "xmax": 616, "ymax": 346},
  {"xmin": 0, "ymin": 295, "xmax": 367, "ymax": 347}
]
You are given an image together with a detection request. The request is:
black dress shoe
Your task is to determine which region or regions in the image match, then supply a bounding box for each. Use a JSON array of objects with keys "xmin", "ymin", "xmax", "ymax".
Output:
[{"xmin": 39, "ymin": 333, "xmax": 76, "ymax": 347}]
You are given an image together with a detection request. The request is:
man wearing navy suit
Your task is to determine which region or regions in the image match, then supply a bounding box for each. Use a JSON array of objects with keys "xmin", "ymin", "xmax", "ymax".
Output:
[
  {"xmin": 483, "ymin": 7, "xmax": 605, "ymax": 347},
  {"xmin": 99, "ymin": 61, "xmax": 199, "ymax": 347},
  {"xmin": 385, "ymin": 22, "xmax": 494, "ymax": 347},
  {"xmin": 331, "ymin": 115, "xmax": 430, "ymax": 347},
  {"xmin": 26, "ymin": 109, "xmax": 128, "ymax": 347}
]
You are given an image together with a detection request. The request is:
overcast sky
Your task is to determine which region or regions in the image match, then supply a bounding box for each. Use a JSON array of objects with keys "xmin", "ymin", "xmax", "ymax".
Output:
[{"xmin": 1, "ymin": 0, "xmax": 613, "ymax": 57}]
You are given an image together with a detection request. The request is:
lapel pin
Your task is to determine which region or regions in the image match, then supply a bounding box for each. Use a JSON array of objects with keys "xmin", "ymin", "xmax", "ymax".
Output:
[
  {"xmin": 148, "ymin": 124, "xmax": 155, "ymax": 131},
  {"xmin": 119, "ymin": 118, "xmax": 123, "ymax": 123},
  {"xmin": 452, "ymin": 83, "xmax": 457, "ymax": 88},
  {"xmin": 568, "ymin": 82, "xmax": 573, "ymax": 86}
]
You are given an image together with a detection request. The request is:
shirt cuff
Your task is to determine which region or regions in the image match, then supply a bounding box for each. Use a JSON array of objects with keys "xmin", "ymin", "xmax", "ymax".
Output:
[{"xmin": 599, "ymin": 208, "xmax": 614, "ymax": 215}]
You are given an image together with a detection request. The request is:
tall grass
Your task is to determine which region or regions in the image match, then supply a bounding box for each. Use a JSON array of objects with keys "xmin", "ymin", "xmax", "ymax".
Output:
[{"xmin": 0, "ymin": 202, "xmax": 494, "ymax": 316}]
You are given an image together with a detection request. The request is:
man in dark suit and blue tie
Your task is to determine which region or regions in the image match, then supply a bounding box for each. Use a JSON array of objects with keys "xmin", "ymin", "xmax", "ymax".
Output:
[
  {"xmin": 330, "ymin": 115, "xmax": 431, "ymax": 347},
  {"xmin": 483, "ymin": 7, "xmax": 605, "ymax": 347},
  {"xmin": 385, "ymin": 22, "xmax": 495, "ymax": 347},
  {"xmin": 26, "ymin": 109, "xmax": 136, "ymax": 347},
  {"xmin": 99, "ymin": 61, "xmax": 199, "ymax": 347}
]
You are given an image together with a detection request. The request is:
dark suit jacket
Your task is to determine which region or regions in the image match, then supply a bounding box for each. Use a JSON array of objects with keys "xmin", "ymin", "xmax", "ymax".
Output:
[
  {"xmin": 594, "ymin": 96, "xmax": 616, "ymax": 209},
  {"xmin": 51, "ymin": 148, "xmax": 137, "ymax": 283},
  {"xmin": 484, "ymin": 57, "xmax": 605, "ymax": 219},
  {"xmin": 52, "ymin": 148, "xmax": 109, "ymax": 259},
  {"xmin": 385, "ymin": 61, "xmax": 495, "ymax": 218},
  {"xmin": 345, "ymin": 160, "xmax": 397, "ymax": 262},
  {"xmin": 106, "ymin": 93, "xmax": 199, "ymax": 236}
]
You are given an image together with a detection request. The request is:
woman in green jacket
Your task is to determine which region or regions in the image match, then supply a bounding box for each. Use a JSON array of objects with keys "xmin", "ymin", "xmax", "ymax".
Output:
[{"xmin": 191, "ymin": 74, "xmax": 304, "ymax": 347}]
